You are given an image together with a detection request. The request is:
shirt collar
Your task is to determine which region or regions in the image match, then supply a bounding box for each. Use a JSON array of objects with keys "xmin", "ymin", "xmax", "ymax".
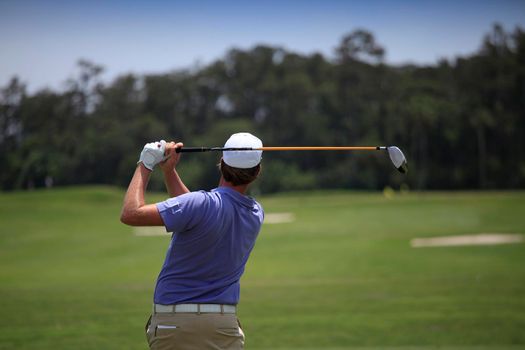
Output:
[{"xmin": 213, "ymin": 186, "xmax": 255, "ymax": 207}]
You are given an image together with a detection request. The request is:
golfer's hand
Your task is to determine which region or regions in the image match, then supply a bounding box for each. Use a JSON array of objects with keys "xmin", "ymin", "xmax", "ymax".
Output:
[
  {"xmin": 138, "ymin": 140, "xmax": 167, "ymax": 171},
  {"xmin": 160, "ymin": 142, "xmax": 184, "ymax": 171}
]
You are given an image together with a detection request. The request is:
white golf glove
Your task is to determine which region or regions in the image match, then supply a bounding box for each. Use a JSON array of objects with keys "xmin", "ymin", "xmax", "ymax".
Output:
[{"xmin": 138, "ymin": 140, "xmax": 167, "ymax": 170}]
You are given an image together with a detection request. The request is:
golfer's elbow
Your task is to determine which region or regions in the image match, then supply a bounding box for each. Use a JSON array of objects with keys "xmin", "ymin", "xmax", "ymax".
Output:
[
  {"xmin": 120, "ymin": 203, "xmax": 162, "ymax": 226},
  {"xmin": 120, "ymin": 209, "xmax": 139, "ymax": 226}
]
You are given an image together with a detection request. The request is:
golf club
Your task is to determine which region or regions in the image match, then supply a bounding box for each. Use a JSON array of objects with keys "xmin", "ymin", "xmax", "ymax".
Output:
[{"xmin": 176, "ymin": 146, "xmax": 408, "ymax": 173}]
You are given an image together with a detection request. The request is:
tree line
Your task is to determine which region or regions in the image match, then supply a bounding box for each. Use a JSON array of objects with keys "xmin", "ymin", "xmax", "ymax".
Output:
[{"xmin": 1, "ymin": 24, "xmax": 524, "ymax": 193}]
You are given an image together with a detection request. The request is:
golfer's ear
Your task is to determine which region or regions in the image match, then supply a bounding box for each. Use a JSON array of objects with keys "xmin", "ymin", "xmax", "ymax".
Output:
[{"xmin": 120, "ymin": 204, "xmax": 164, "ymax": 226}]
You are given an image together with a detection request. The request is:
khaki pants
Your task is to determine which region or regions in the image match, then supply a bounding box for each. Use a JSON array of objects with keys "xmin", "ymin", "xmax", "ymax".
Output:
[{"xmin": 145, "ymin": 312, "xmax": 245, "ymax": 350}]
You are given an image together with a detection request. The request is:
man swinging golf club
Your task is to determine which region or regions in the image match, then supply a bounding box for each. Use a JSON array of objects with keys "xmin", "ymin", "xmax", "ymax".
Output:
[{"xmin": 120, "ymin": 132, "xmax": 264, "ymax": 350}]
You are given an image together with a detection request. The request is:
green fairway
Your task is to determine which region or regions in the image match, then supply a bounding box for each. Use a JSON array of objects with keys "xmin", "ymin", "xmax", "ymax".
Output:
[{"xmin": 0, "ymin": 187, "xmax": 524, "ymax": 349}]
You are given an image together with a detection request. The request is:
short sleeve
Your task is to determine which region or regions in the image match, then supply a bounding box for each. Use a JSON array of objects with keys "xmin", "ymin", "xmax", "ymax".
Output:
[{"xmin": 156, "ymin": 191, "xmax": 208, "ymax": 233}]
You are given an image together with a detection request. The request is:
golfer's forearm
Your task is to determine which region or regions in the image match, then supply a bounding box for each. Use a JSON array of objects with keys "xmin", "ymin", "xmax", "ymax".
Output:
[
  {"xmin": 121, "ymin": 164, "xmax": 150, "ymax": 223},
  {"xmin": 163, "ymin": 168, "xmax": 190, "ymax": 197}
]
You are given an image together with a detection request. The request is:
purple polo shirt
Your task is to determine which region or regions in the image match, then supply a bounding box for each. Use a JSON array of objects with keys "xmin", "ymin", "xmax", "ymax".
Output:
[{"xmin": 154, "ymin": 187, "xmax": 264, "ymax": 305}]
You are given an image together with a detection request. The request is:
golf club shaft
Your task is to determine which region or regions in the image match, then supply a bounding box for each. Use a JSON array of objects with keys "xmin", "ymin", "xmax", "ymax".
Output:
[{"xmin": 177, "ymin": 146, "xmax": 386, "ymax": 153}]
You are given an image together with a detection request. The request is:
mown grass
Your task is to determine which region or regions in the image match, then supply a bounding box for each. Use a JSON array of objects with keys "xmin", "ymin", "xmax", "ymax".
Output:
[{"xmin": 0, "ymin": 187, "xmax": 524, "ymax": 349}]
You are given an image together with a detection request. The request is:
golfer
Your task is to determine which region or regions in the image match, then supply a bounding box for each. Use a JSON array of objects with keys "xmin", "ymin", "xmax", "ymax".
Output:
[{"xmin": 120, "ymin": 133, "xmax": 264, "ymax": 350}]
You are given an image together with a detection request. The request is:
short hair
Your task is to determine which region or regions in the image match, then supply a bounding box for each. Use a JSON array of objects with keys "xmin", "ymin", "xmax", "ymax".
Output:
[{"xmin": 219, "ymin": 159, "xmax": 260, "ymax": 186}]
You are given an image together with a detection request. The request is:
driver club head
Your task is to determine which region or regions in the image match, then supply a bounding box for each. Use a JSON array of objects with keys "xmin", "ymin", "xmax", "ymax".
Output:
[{"xmin": 387, "ymin": 146, "xmax": 408, "ymax": 173}]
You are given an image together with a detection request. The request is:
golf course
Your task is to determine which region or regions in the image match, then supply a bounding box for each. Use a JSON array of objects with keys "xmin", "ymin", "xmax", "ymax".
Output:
[{"xmin": 0, "ymin": 187, "xmax": 524, "ymax": 350}]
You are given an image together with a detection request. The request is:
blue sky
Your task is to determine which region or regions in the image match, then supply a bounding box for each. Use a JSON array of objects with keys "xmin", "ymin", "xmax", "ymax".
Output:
[{"xmin": 1, "ymin": 0, "xmax": 524, "ymax": 92}]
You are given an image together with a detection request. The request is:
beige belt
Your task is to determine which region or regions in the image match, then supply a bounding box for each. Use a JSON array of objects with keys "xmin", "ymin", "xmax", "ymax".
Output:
[{"xmin": 153, "ymin": 303, "xmax": 237, "ymax": 314}]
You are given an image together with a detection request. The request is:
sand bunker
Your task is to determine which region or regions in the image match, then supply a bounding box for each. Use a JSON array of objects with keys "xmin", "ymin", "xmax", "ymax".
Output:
[
  {"xmin": 411, "ymin": 233, "xmax": 523, "ymax": 248},
  {"xmin": 264, "ymin": 212, "xmax": 296, "ymax": 224},
  {"xmin": 134, "ymin": 227, "xmax": 170, "ymax": 236}
]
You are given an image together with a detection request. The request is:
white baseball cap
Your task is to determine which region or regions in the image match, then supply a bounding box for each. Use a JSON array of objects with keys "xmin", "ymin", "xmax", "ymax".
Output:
[{"xmin": 223, "ymin": 132, "xmax": 263, "ymax": 169}]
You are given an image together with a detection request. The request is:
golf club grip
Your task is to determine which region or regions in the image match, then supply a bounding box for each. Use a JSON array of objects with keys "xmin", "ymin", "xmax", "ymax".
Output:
[{"xmin": 176, "ymin": 147, "xmax": 210, "ymax": 153}]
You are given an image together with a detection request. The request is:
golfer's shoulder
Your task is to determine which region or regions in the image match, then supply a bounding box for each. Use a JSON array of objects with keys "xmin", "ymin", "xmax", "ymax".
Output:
[
  {"xmin": 179, "ymin": 190, "xmax": 211, "ymax": 205},
  {"xmin": 254, "ymin": 199, "xmax": 264, "ymax": 221},
  {"xmin": 252, "ymin": 197, "xmax": 263, "ymax": 211},
  {"xmin": 161, "ymin": 190, "xmax": 210, "ymax": 209}
]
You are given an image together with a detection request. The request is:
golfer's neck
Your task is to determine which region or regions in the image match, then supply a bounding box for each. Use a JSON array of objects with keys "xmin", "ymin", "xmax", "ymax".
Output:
[{"xmin": 219, "ymin": 177, "xmax": 248, "ymax": 195}]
